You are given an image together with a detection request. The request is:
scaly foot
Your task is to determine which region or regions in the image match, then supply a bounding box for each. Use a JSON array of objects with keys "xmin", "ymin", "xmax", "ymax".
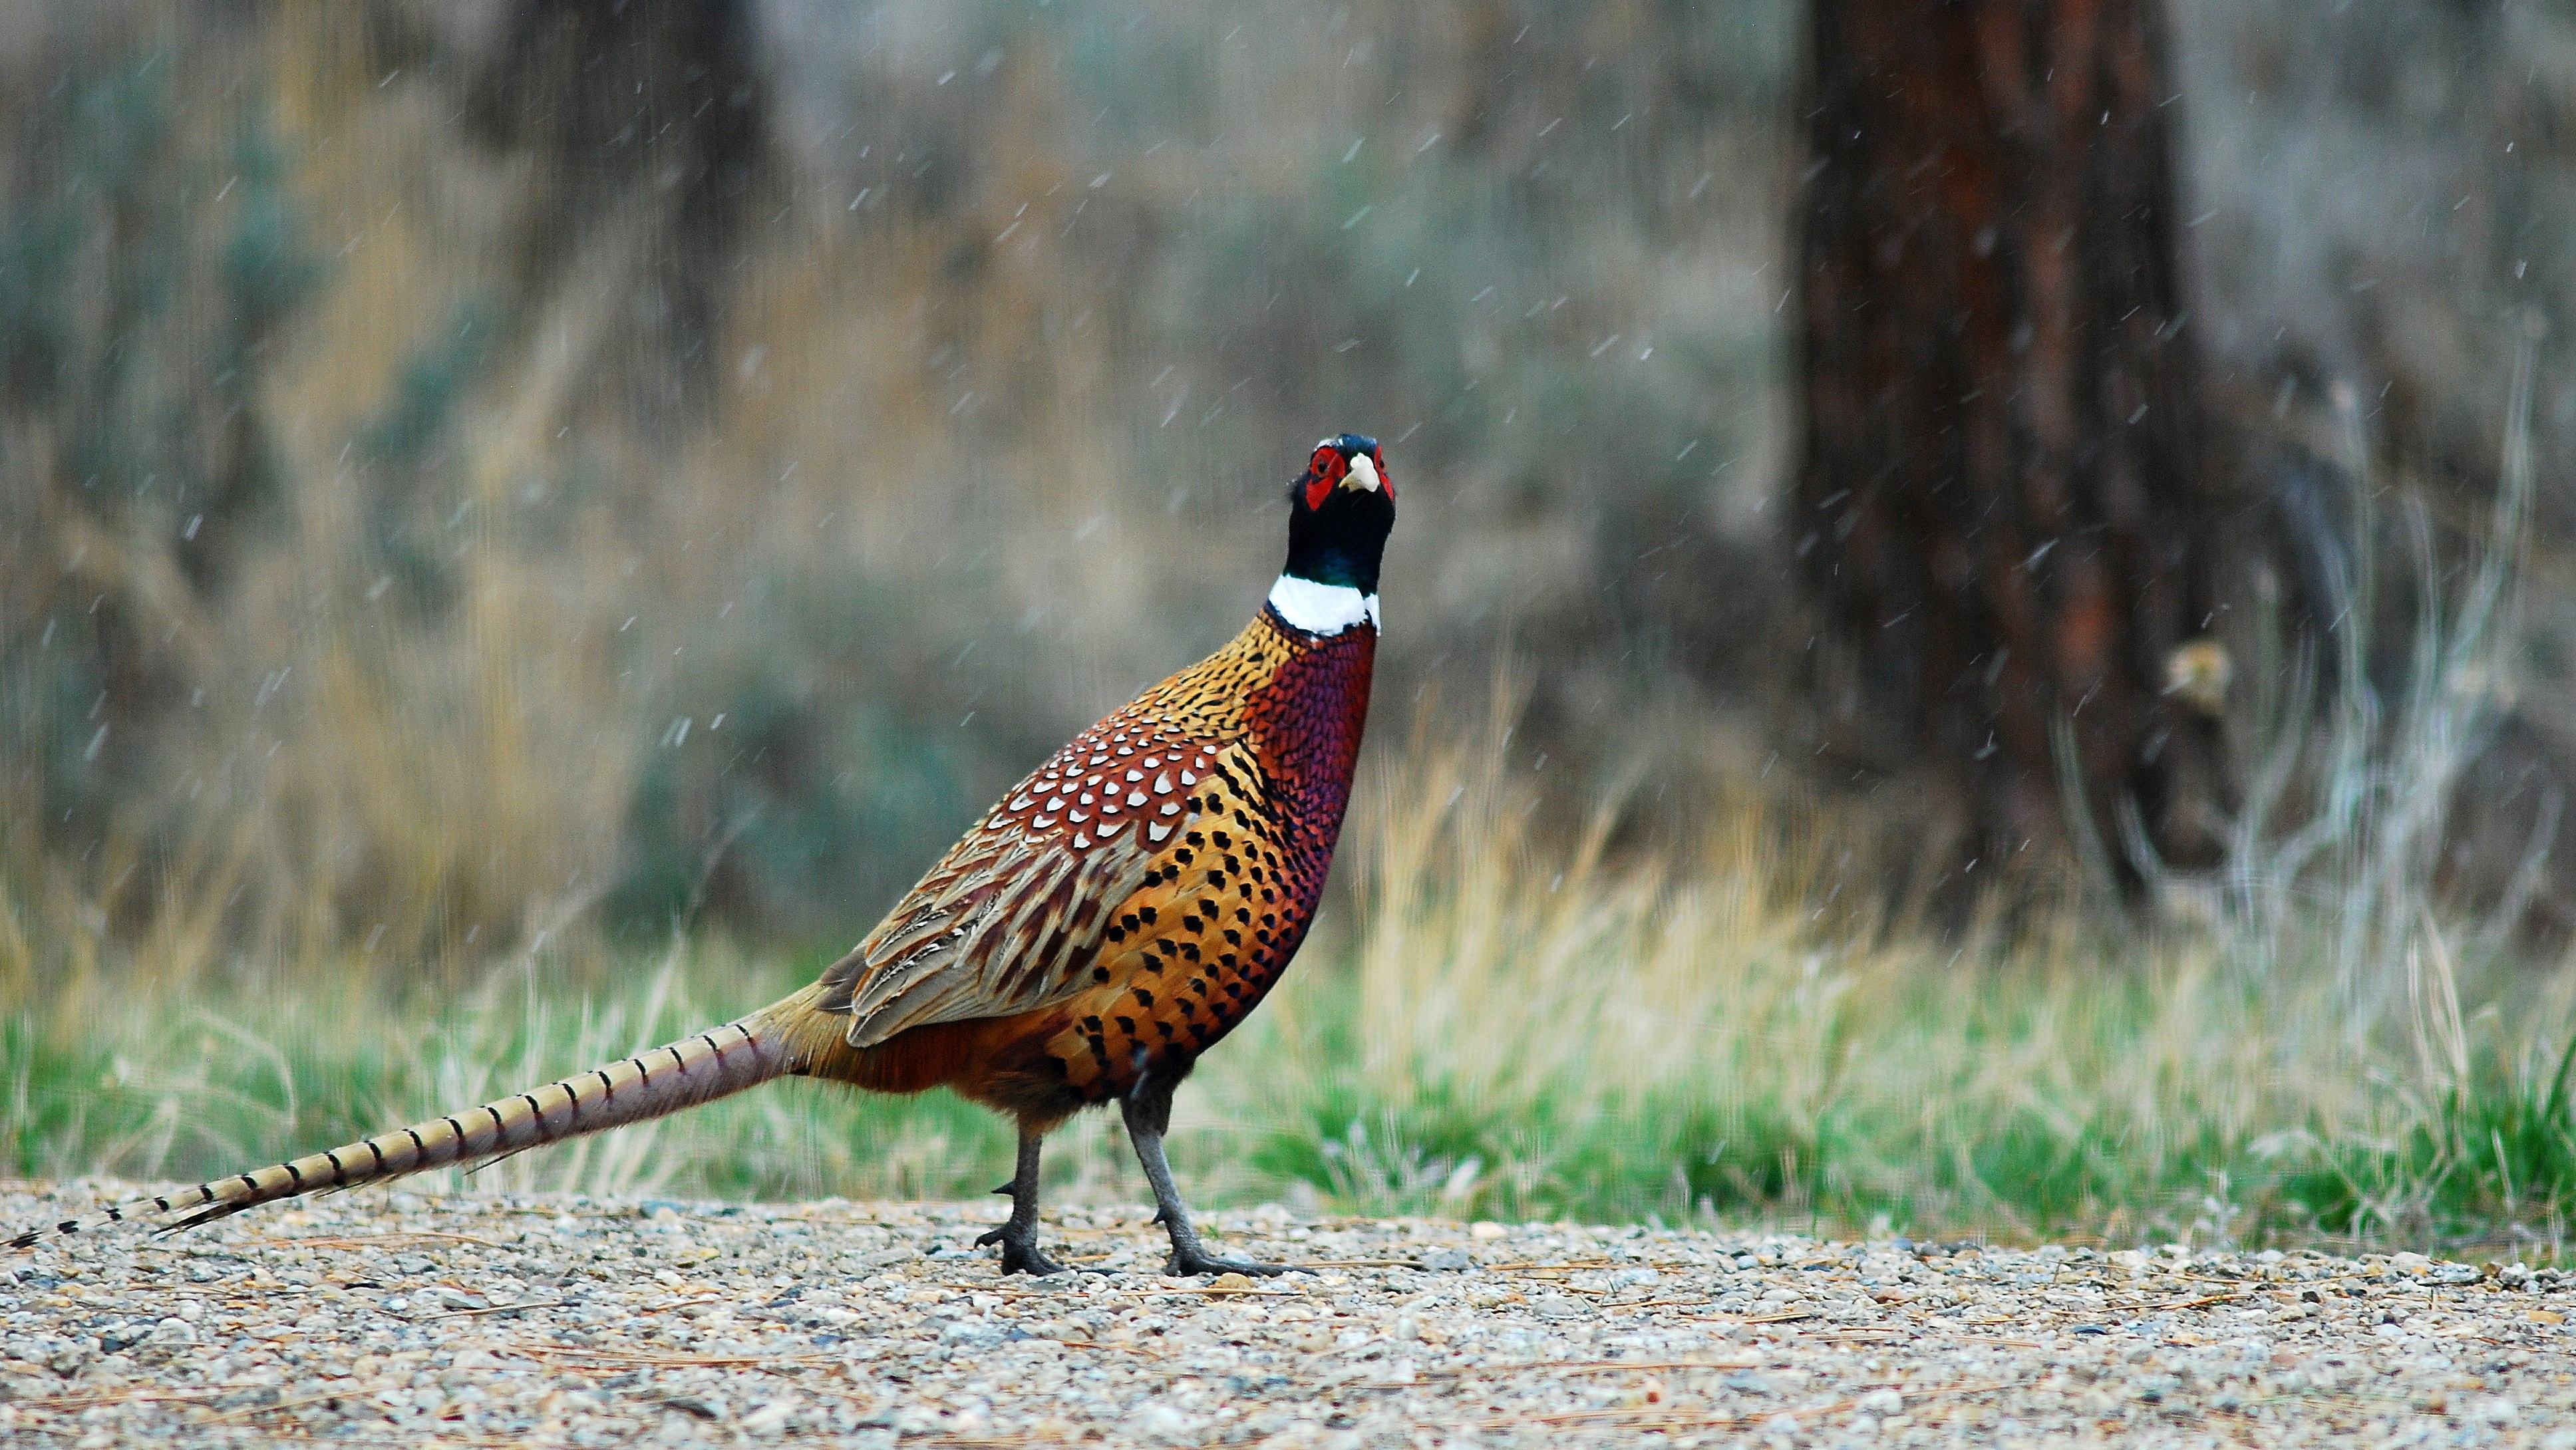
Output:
[
  {"xmin": 1164, "ymin": 1241, "xmax": 1288, "ymax": 1278},
  {"xmin": 975, "ymin": 1223, "xmax": 1073, "ymax": 1277}
]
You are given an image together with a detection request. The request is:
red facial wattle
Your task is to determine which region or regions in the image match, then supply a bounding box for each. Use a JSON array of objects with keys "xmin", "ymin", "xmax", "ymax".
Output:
[{"xmin": 1303, "ymin": 446, "xmax": 1348, "ymax": 511}]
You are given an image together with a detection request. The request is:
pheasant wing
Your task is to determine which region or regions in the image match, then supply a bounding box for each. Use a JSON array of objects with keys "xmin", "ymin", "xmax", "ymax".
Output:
[{"xmin": 815, "ymin": 718, "xmax": 1229, "ymax": 1047}]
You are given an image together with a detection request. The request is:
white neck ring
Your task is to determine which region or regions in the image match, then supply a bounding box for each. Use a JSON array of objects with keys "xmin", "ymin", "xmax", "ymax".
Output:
[{"xmin": 1268, "ymin": 575, "xmax": 1380, "ymax": 636}]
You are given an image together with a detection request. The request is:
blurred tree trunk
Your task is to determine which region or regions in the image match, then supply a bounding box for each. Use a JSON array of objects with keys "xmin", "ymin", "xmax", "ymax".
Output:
[
  {"xmin": 1795, "ymin": 0, "xmax": 2225, "ymax": 882},
  {"xmin": 465, "ymin": 0, "xmax": 769, "ymax": 427}
]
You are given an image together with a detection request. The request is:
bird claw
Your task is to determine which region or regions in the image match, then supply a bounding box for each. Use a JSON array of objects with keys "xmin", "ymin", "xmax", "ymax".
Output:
[
  {"xmin": 1164, "ymin": 1246, "xmax": 1288, "ymax": 1278},
  {"xmin": 975, "ymin": 1225, "xmax": 1073, "ymax": 1277}
]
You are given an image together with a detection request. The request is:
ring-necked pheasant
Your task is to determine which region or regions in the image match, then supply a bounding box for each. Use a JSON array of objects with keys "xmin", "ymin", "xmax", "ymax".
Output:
[{"xmin": 10, "ymin": 435, "xmax": 1395, "ymax": 1276}]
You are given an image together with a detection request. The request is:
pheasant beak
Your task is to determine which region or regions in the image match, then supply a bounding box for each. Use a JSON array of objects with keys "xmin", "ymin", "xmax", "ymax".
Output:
[{"xmin": 1343, "ymin": 451, "xmax": 1382, "ymax": 494}]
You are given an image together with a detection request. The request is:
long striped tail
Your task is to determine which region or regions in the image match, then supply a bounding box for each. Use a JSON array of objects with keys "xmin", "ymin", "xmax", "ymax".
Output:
[{"xmin": 8, "ymin": 998, "xmax": 813, "ymax": 1250}]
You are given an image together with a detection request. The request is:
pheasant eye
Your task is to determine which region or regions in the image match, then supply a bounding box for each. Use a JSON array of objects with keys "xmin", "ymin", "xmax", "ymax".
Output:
[{"xmin": 1303, "ymin": 447, "xmax": 1347, "ymax": 511}]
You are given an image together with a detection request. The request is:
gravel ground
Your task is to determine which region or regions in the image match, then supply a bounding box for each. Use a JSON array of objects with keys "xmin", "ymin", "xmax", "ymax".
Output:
[{"xmin": 2, "ymin": 1181, "xmax": 2572, "ymax": 1447}]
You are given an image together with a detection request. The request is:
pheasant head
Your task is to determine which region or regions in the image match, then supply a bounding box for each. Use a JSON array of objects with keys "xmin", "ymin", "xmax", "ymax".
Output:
[{"xmin": 1271, "ymin": 433, "xmax": 1395, "ymax": 635}]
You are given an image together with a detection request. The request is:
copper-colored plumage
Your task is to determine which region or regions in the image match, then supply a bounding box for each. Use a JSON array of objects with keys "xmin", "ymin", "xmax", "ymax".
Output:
[
  {"xmin": 782, "ymin": 604, "xmax": 1373, "ymax": 1123},
  {"xmin": 10, "ymin": 434, "xmax": 1396, "ymax": 1277}
]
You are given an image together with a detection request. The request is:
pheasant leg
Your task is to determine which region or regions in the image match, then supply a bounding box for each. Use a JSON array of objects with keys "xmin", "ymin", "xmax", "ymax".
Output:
[
  {"xmin": 1121, "ymin": 1078, "xmax": 1285, "ymax": 1277},
  {"xmin": 975, "ymin": 1126, "xmax": 1073, "ymax": 1276}
]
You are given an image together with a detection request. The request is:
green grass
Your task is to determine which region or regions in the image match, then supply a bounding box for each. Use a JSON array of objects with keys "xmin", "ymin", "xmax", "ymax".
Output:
[
  {"xmin": 0, "ymin": 950, "xmax": 1017, "ymax": 1213},
  {"xmin": 8, "ymin": 732, "xmax": 2576, "ymax": 1263},
  {"xmin": 5, "ymin": 939, "xmax": 2573, "ymax": 1262}
]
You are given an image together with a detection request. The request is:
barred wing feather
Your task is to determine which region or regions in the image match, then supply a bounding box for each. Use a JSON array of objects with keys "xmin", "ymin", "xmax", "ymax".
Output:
[{"xmin": 816, "ymin": 718, "xmax": 1227, "ymax": 1046}]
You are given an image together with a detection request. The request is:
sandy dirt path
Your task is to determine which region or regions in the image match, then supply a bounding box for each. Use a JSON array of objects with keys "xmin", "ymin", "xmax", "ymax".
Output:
[{"xmin": 3, "ymin": 1182, "xmax": 2571, "ymax": 1446}]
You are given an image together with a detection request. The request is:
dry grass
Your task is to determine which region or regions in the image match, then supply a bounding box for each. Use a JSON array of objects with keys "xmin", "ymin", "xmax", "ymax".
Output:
[{"xmin": 11, "ymin": 686, "xmax": 2576, "ymax": 1256}]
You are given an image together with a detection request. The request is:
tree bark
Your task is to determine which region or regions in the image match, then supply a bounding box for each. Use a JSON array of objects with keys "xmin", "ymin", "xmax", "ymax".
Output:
[
  {"xmin": 464, "ymin": 0, "xmax": 770, "ymax": 424},
  {"xmin": 1796, "ymin": 0, "xmax": 2223, "ymax": 878}
]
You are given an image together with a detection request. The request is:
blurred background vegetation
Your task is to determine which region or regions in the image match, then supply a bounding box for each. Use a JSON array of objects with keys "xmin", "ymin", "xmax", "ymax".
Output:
[{"xmin": 9, "ymin": 0, "xmax": 2576, "ymax": 1254}]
